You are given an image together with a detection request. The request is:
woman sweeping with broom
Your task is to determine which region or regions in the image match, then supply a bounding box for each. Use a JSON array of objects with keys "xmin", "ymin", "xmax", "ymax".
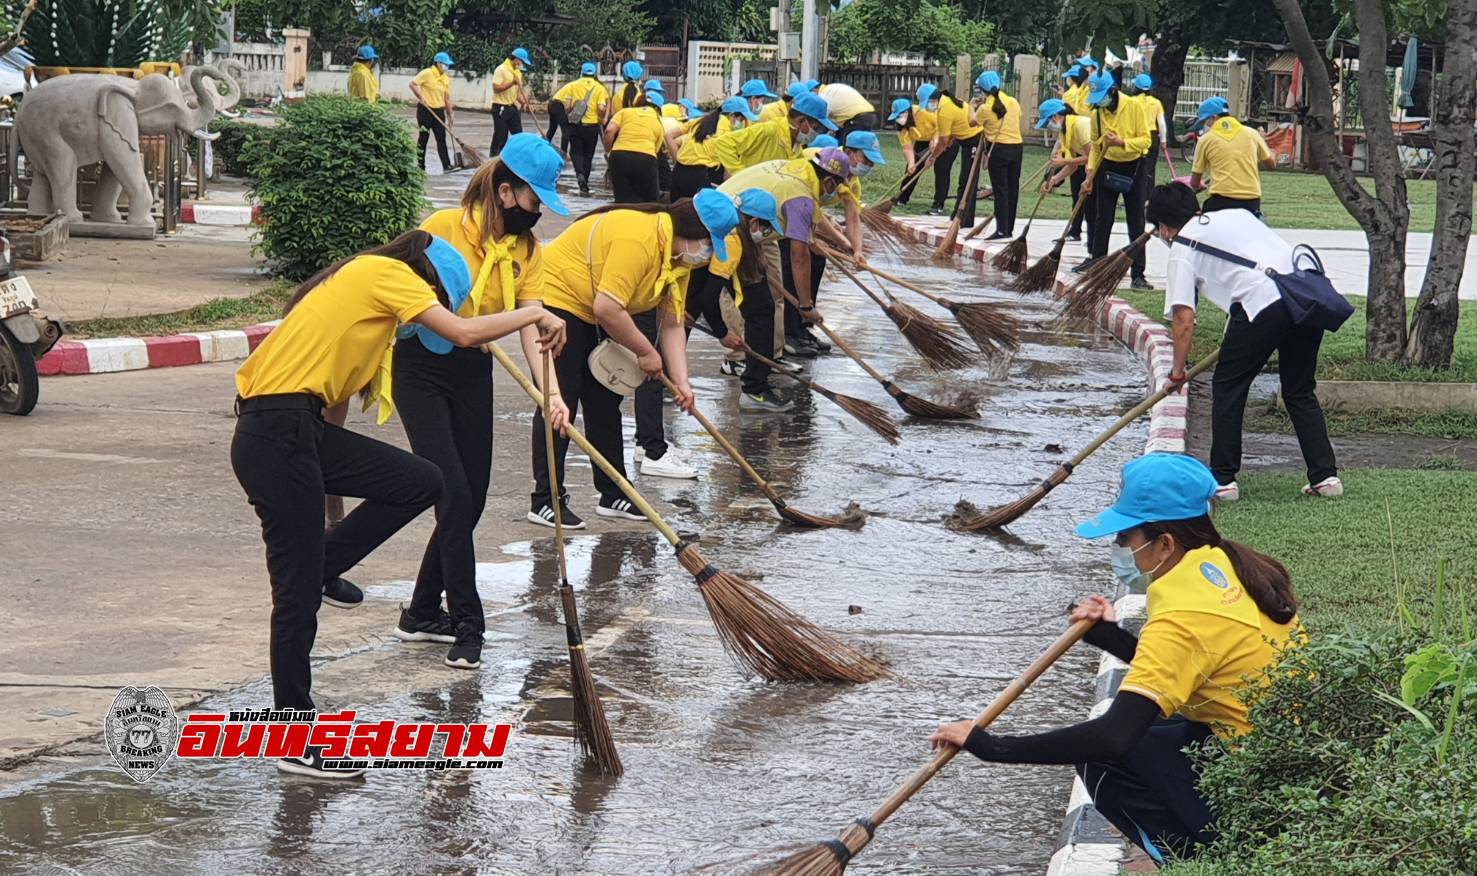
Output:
[
  {"xmin": 972, "ymin": 71, "xmax": 1023, "ymax": 241},
  {"xmin": 1037, "ymin": 98, "xmax": 1095, "ymax": 250},
  {"xmin": 1079, "ymin": 69, "xmax": 1151, "ymax": 281},
  {"xmin": 886, "ymin": 88, "xmax": 937, "ymax": 208},
  {"xmin": 924, "ymin": 86, "xmax": 983, "ymax": 221},
  {"xmin": 930, "ymin": 453, "xmax": 1303, "ymax": 865}
]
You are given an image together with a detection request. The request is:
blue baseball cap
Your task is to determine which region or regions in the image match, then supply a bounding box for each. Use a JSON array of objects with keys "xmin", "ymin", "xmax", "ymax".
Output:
[
  {"xmin": 433, "ymin": 51, "xmax": 453, "ymax": 67},
  {"xmin": 1133, "ymin": 73, "xmax": 1153, "ymax": 91},
  {"xmin": 740, "ymin": 79, "xmax": 777, "ymax": 99},
  {"xmin": 679, "ymin": 98, "xmax": 698, "ymax": 114},
  {"xmin": 692, "ymin": 188, "xmax": 740, "ymax": 261},
  {"xmin": 499, "ymin": 133, "xmax": 569, "ymax": 216},
  {"xmin": 621, "ymin": 60, "xmax": 643, "ymax": 81},
  {"xmin": 580, "ymin": 61, "xmax": 597, "ymax": 76},
  {"xmin": 811, "ymin": 146, "xmax": 852, "ymax": 180},
  {"xmin": 1035, "ymin": 98, "xmax": 1066, "ymax": 129},
  {"xmin": 738, "ymin": 188, "xmax": 782, "ymax": 235},
  {"xmin": 1086, "ymin": 69, "xmax": 1115, "ymax": 106},
  {"xmin": 512, "ymin": 47, "xmax": 531, "ymax": 66},
  {"xmin": 792, "ymin": 93, "xmax": 837, "ymax": 130},
  {"xmin": 1077, "ymin": 55, "xmax": 1098, "ymax": 69},
  {"xmin": 412, "ymin": 236, "xmax": 474, "ymax": 353},
  {"xmin": 844, "ymin": 130, "xmax": 885, "ymax": 165},
  {"xmin": 888, "ymin": 97, "xmax": 911, "ymax": 122},
  {"xmin": 975, "ymin": 70, "xmax": 1001, "ymax": 93},
  {"xmin": 1061, "ymin": 67, "xmax": 1075, "ymax": 80},
  {"xmin": 720, "ymin": 95, "xmax": 758, "ymax": 121},
  {"xmin": 644, "ymin": 78, "xmax": 664, "ymax": 93},
  {"xmin": 809, "ymin": 134, "xmax": 839, "ymax": 149},
  {"xmin": 916, "ymin": 82, "xmax": 938, "ymax": 106},
  {"xmin": 785, "ymin": 81, "xmax": 808, "ymax": 100},
  {"xmin": 1195, "ymin": 96, "xmax": 1229, "ymax": 129},
  {"xmin": 804, "ymin": 79, "xmax": 820, "ymax": 92},
  {"xmin": 356, "ymin": 45, "xmax": 377, "ymax": 61},
  {"xmin": 644, "ymin": 90, "xmax": 665, "ymax": 108},
  {"xmin": 1075, "ymin": 454, "xmax": 1218, "ymax": 539}
]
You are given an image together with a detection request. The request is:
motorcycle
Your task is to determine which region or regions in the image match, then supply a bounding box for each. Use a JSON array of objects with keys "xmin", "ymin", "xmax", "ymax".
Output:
[{"xmin": 0, "ymin": 232, "xmax": 64, "ymax": 415}]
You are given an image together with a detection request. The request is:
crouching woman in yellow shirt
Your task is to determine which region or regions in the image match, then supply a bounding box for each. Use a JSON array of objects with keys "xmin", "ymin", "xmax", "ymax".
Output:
[
  {"xmin": 231, "ymin": 230, "xmax": 564, "ymax": 778},
  {"xmin": 528, "ymin": 190, "xmax": 741, "ymax": 525},
  {"xmin": 930, "ymin": 453, "xmax": 1302, "ymax": 864}
]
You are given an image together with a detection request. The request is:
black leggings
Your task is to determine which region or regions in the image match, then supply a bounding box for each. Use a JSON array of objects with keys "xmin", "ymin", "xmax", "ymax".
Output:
[
  {"xmin": 931, "ymin": 134, "xmax": 982, "ymax": 224},
  {"xmin": 568, "ymin": 124, "xmax": 600, "ymax": 184},
  {"xmin": 392, "ymin": 336, "xmax": 493, "ymax": 634},
  {"xmin": 490, "ymin": 104, "xmax": 523, "ymax": 157},
  {"xmin": 546, "ymin": 99, "xmax": 571, "ymax": 153},
  {"xmin": 988, "ymin": 142, "xmax": 1023, "ymax": 235},
  {"xmin": 529, "ymin": 307, "xmax": 628, "ymax": 508},
  {"xmin": 780, "ymin": 242, "xmax": 826, "ymax": 337},
  {"xmin": 609, "ymin": 150, "xmax": 660, "ymax": 203},
  {"xmin": 633, "ymin": 310, "xmax": 667, "ymax": 460},
  {"xmin": 416, "ymin": 104, "xmax": 452, "ymax": 172},
  {"xmin": 231, "ymin": 400, "xmax": 442, "ymax": 709},
  {"xmin": 670, "ymin": 161, "xmax": 715, "ymax": 201}
]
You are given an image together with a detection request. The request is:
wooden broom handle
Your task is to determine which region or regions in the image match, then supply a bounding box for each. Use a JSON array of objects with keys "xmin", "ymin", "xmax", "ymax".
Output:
[
  {"xmin": 658, "ymin": 374, "xmax": 784, "ymax": 505},
  {"xmin": 541, "ymin": 351, "xmax": 571, "ymax": 581},
  {"xmin": 868, "ymin": 157, "xmax": 933, "ymax": 207},
  {"xmin": 853, "ymin": 262, "xmax": 947, "ymax": 308},
  {"xmin": 488, "ymin": 343, "xmax": 684, "ymax": 547},
  {"xmin": 1066, "ymin": 347, "xmax": 1221, "ymax": 469},
  {"xmin": 948, "ymin": 137, "xmax": 994, "ymax": 221},
  {"xmin": 776, "ymin": 284, "xmax": 889, "ymax": 386},
  {"xmin": 865, "ymin": 619, "xmax": 1094, "ymax": 828},
  {"xmin": 827, "ymin": 253, "xmax": 894, "ymax": 307}
]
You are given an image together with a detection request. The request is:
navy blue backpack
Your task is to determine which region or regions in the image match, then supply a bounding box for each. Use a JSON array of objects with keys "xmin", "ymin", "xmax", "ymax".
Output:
[{"xmin": 1174, "ymin": 237, "xmax": 1354, "ymax": 332}]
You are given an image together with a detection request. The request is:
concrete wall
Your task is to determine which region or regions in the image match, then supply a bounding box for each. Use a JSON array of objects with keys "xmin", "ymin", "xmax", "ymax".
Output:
[{"xmin": 307, "ymin": 67, "xmax": 501, "ymax": 107}]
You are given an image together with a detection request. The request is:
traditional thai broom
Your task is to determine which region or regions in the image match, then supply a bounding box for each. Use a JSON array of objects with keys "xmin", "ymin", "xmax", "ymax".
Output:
[
  {"xmin": 1009, "ymin": 184, "xmax": 1094, "ymax": 295},
  {"xmin": 1058, "ymin": 231, "xmax": 1155, "ymax": 323},
  {"xmin": 988, "ymin": 186, "xmax": 1051, "ymax": 275},
  {"xmin": 661, "ymin": 375, "xmax": 866, "ymax": 530},
  {"xmin": 933, "ymin": 139, "xmax": 994, "ymax": 260},
  {"xmin": 828, "ymin": 255, "xmax": 974, "ymax": 371},
  {"xmin": 754, "ymin": 619, "xmax": 1094, "ymax": 875},
  {"xmin": 426, "ymin": 108, "xmax": 486, "ymax": 167},
  {"xmin": 858, "ymin": 262, "xmax": 1023, "ymax": 358},
  {"xmin": 541, "ymin": 351, "xmax": 622, "ymax": 776},
  {"xmin": 491, "ymin": 344, "xmax": 888, "ymax": 684},
  {"xmin": 952, "ymin": 349, "xmax": 1221, "ymax": 531}
]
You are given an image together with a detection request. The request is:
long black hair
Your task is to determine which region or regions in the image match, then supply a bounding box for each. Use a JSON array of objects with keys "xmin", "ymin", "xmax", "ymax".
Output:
[
  {"xmin": 285, "ymin": 230, "xmax": 448, "ymax": 315},
  {"xmin": 693, "ymin": 108, "xmax": 723, "ymax": 142},
  {"xmin": 1136, "ymin": 515, "xmax": 1299, "ymax": 624},
  {"xmin": 989, "ymin": 89, "xmax": 1006, "ymax": 119},
  {"xmin": 577, "ymin": 199, "xmax": 710, "ymax": 243}
]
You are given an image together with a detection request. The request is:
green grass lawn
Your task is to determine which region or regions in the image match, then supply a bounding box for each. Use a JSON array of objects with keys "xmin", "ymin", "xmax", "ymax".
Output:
[
  {"xmin": 861, "ymin": 136, "xmax": 1473, "ymax": 233},
  {"xmin": 67, "ymin": 283, "xmax": 294, "ymax": 339},
  {"xmin": 1216, "ymin": 470, "xmax": 1477, "ymax": 631}
]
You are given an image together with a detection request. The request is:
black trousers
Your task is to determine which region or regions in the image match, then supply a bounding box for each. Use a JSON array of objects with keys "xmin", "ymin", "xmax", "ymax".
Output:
[
  {"xmin": 393, "ymin": 337, "xmax": 493, "ymax": 634},
  {"xmin": 837, "ymin": 111, "xmax": 878, "ymax": 140},
  {"xmin": 1076, "ymin": 717, "xmax": 1217, "ymax": 863},
  {"xmin": 780, "ymin": 241, "xmax": 826, "ymax": 337},
  {"xmin": 1128, "ymin": 136, "xmax": 1161, "ymax": 279},
  {"xmin": 954, "ymin": 133, "xmax": 983, "ymax": 226},
  {"xmin": 231, "ymin": 400, "xmax": 442, "ymax": 709},
  {"xmin": 545, "ymin": 99, "xmax": 571, "ymax": 153},
  {"xmin": 658, "ymin": 152, "xmax": 673, "ymax": 196},
  {"xmin": 568, "ymin": 124, "xmax": 600, "ymax": 186},
  {"xmin": 530, "ymin": 307, "xmax": 628, "ymax": 508},
  {"xmin": 898, "ymin": 159, "xmax": 924, "ymax": 205},
  {"xmin": 1068, "ymin": 166, "xmax": 1095, "ymax": 244},
  {"xmin": 632, "ymin": 310, "xmax": 667, "ymax": 460},
  {"xmin": 490, "ymin": 104, "xmax": 523, "ymax": 157},
  {"xmin": 609, "ymin": 150, "xmax": 659, "ymax": 203},
  {"xmin": 1212, "ymin": 301, "xmax": 1338, "ymax": 486},
  {"xmin": 1203, "ymin": 194, "xmax": 1263, "ymax": 217},
  {"xmin": 987, "ymin": 142, "xmax": 1023, "ymax": 235},
  {"xmin": 737, "ymin": 250, "xmax": 778, "ymax": 396},
  {"xmin": 1090, "ymin": 157, "xmax": 1145, "ymax": 275},
  {"xmin": 670, "ymin": 161, "xmax": 714, "ymax": 202},
  {"xmin": 931, "ymin": 140, "xmax": 959, "ymax": 210},
  {"xmin": 416, "ymin": 104, "xmax": 452, "ymax": 173}
]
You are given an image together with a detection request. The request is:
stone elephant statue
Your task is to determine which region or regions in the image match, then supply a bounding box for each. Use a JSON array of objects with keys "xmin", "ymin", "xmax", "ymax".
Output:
[
  {"xmin": 16, "ymin": 66, "xmax": 229, "ymax": 226},
  {"xmin": 181, "ymin": 59, "xmax": 245, "ymax": 114}
]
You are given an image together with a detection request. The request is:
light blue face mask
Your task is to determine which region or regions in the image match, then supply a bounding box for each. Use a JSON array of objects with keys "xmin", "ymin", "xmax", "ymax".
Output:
[
  {"xmin": 852, "ymin": 161, "xmax": 873, "ymax": 177},
  {"xmin": 1109, "ymin": 544, "xmax": 1152, "ymax": 593}
]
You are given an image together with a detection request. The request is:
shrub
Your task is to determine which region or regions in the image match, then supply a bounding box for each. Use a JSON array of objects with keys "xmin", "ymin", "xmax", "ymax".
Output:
[
  {"xmin": 208, "ymin": 118, "xmax": 271, "ymax": 178},
  {"xmin": 242, "ymin": 95, "xmax": 426, "ymax": 280}
]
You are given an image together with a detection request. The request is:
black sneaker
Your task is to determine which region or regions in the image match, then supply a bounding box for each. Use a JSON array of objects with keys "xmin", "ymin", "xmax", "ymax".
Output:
[
  {"xmin": 392, "ymin": 605, "xmax": 456, "ymax": 643},
  {"xmin": 528, "ymin": 499, "xmax": 586, "ymax": 529},
  {"xmin": 784, "ymin": 335, "xmax": 818, "ymax": 359},
  {"xmin": 985, "ymin": 230, "xmax": 1012, "ymax": 240},
  {"xmin": 802, "ymin": 329, "xmax": 831, "ymax": 353},
  {"xmin": 1066, "ymin": 232, "xmax": 1082, "ymax": 242},
  {"xmin": 1071, "ymin": 258, "xmax": 1099, "ymax": 275},
  {"xmin": 1130, "ymin": 275, "xmax": 1153, "ymax": 290},
  {"xmin": 278, "ymin": 747, "xmax": 366, "ymax": 780},
  {"xmin": 322, "ymin": 578, "xmax": 363, "ymax": 609},
  {"xmin": 445, "ymin": 626, "xmax": 483, "ymax": 670},
  {"xmin": 927, "ymin": 206, "xmax": 944, "ymax": 216},
  {"xmin": 740, "ymin": 391, "xmax": 795, "ymax": 412},
  {"xmin": 719, "ymin": 360, "xmax": 746, "ymax": 378},
  {"xmin": 596, "ymin": 495, "xmax": 647, "ymax": 520}
]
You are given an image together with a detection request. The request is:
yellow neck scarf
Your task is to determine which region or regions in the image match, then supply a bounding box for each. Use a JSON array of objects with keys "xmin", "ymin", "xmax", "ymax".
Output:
[
  {"xmin": 652, "ymin": 212, "xmax": 691, "ymax": 301},
  {"xmin": 467, "ymin": 207, "xmax": 520, "ymax": 315},
  {"xmin": 1209, "ymin": 116, "xmax": 1243, "ymax": 142}
]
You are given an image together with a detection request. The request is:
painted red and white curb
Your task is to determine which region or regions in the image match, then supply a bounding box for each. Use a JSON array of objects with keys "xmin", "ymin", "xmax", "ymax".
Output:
[
  {"xmin": 179, "ymin": 203, "xmax": 261, "ymax": 226},
  {"xmin": 38, "ymin": 322, "xmax": 279, "ymax": 376}
]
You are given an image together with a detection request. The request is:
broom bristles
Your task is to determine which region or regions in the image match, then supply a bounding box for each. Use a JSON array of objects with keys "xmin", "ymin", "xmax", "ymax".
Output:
[
  {"xmin": 949, "ymin": 464, "xmax": 1073, "ymax": 531},
  {"xmin": 931, "ymin": 219, "xmax": 961, "ymax": 260},
  {"xmin": 989, "ymin": 236, "xmax": 1029, "ymax": 274},
  {"xmin": 894, "ymin": 387, "xmax": 979, "ymax": 420},
  {"xmin": 1009, "ymin": 246, "xmax": 1063, "ymax": 295},
  {"xmin": 560, "ymin": 583, "xmax": 623, "ymax": 776},
  {"xmin": 859, "ymin": 209, "xmax": 928, "ymax": 254},
  {"xmin": 770, "ymin": 369, "xmax": 900, "ymax": 444},
  {"xmin": 776, "ymin": 499, "xmax": 868, "ymax": 530},
  {"xmin": 1060, "ymin": 249, "xmax": 1134, "ymax": 322},
  {"xmin": 954, "ymin": 302, "xmax": 1024, "ymax": 356},
  {"xmin": 756, "ymin": 821, "xmax": 873, "ymax": 875},
  {"xmin": 677, "ymin": 546, "xmax": 889, "ymax": 684},
  {"xmin": 885, "ymin": 301, "xmax": 974, "ymax": 371}
]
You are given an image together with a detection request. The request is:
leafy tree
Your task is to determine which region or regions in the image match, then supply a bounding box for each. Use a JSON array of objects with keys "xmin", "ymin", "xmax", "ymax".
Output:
[
  {"xmin": 828, "ymin": 0, "xmax": 994, "ymax": 63},
  {"xmin": 14, "ymin": 0, "xmax": 194, "ymax": 66}
]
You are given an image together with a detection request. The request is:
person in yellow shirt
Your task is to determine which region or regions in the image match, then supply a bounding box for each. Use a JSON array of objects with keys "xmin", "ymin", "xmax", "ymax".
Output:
[
  {"xmin": 604, "ymin": 89, "xmax": 670, "ymax": 202},
  {"xmin": 644, "ymin": 79, "xmax": 679, "ymax": 198},
  {"xmin": 738, "ymin": 79, "xmax": 779, "ymax": 117},
  {"xmin": 1036, "ymin": 99, "xmax": 1095, "ymax": 247},
  {"xmin": 708, "ymin": 91, "xmax": 837, "ymax": 176},
  {"xmin": 231, "ymin": 229, "xmax": 564, "ymax": 778},
  {"xmin": 671, "ymin": 96, "xmax": 758, "ymax": 200},
  {"xmin": 1061, "ymin": 64, "xmax": 1089, "ymax": 114},
  {"xmin": 1190, "ymin": 96, "xmax": 1276, "ymax": 216},
  {"xmin": 410, "ymin": 52, "xmax": 456, "ymax": 173},
  {"xmin": 347, "ymin": 46, "xmax": 378, "ymax": 102},
  {"xmin": 379, "ymin": 135, "xmax": 570, "ymax": 671},
  {"xmin": 818, "ymin": 81, "xmax": 877, "ymax": 138},
  {"xmin": 604, "ymin": 59, "xmax": 644, "ymax": 124},
  {"xmin": 490, "ymin": 47, "xmax": 532, "ymax": 157},
  {"xmin": 888, "ymin": 85, "xmax": 939, "ymax": 206},
  {"xmin": 974, "ymin": 71, "xmax": 1023, "ymax": 239},
  {"xmin": 1081, "ymin": 69, "xmax": 1151, "ymax": 280},
  {"xmin": 931, "ymin": 453, "xmax": 1302, "ymax": 865},
  {"xmin": 925, "ymin": 87, "xmax": 984, "ymax": 223},
  {"xmin": 550, "ymin": 61, "xmax": 609, "ymax": 195},
  {"xmin": 757, "ymin": 81, "xmax": 805, "ymax": 124},
  {"xmin": 529, "ymin": 191, "xmax": 740, "ymax": 519}
]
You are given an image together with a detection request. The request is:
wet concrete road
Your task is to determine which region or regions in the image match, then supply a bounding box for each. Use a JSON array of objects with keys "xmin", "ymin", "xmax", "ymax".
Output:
[{"xmin": 0, "ymin": 230, "xmax": 1149, "ymax": 874}]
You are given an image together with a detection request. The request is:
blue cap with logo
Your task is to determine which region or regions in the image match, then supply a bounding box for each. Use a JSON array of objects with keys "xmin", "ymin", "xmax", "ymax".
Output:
[
  {"xmin": 1195, "ymin": 95, "xmax": 1230, "ymax": 129},
  {"xmin": 356, "ymin": 45, "xmax": 377, "ymax": 61},
  {"xmin": 740, "ymin": 79, "xmax": 778, "ymax": 99},
  {"xmin": 844, "ymin": 130, "xmax": 885, "ymax": 165},
  {"xmin": 433, "ymin": 51, "xmax": 453, "ymax": 67},
  {"xmin": 1075, "ymin": 453, "xmax": 1219, "ymax": 539},
  {"xmin": 720, "ymin": 95, "xmax": 758, "ymax": 121},
  {"xmin": 1035, "ymin": 98, "xmax": 1066, "ymax": 129},
  {"xmin": 888, "ymin": 97, "xmax": 911, "ymax": 122},
  {"xmin": 621, "ymin": 60, "xmax": 643, "ymax": 81},
  {"xmin": 1086, "ymin": 69, "xmax": 1115, "ymax": 106},
  {"xmin": 975, "ymin": 70, "xmax": 1001, "ymax": 93},
  {"xmin": 809, "ymin": 134, "xmax": 839, "ymax": 149},
  {"xmin": 692, "ymin": 189, "xmax": 740, "ymax": 261},
  {"xmin": 738, "ymin": 188, "xmax": 783, "ymax": 235},
  {"xmin": 498, "ymin": 133, "xmax": 569, "ymax": 217},
  {"xmin": 512, "ymin": 47, "xmax": 531, "ymax": 66},
  {"xmin": 1061, "ymin": 67, "xmax": 1076, "ymax": 80},
  {"xmin": 793, "ymin": 93, "xmax": 837, "ymax": 130},
  {"xmin": 580, "ymin": 61, "xmax": 597, "ymax": 76},
  {"xmin": 785, "ymin": 81, "xmax": 808, "ymax": 100},
  {"xmin": 406, "ymin": 236, "xmax": 473, "ymax": 354},
  {"xmin": 644, "ymin": 90, "xmax": 665, "ymax": 108},
  {"xmin": 644, "ymin": 78, "xmax": 664, "ymax": 93},
  {"xmin": 916, "ymin": 82, "xmax": 938, "ymax": 106},
  {"xmin": 1134, "ymin": 73, "xmax": 1153, "ymax": 91}
]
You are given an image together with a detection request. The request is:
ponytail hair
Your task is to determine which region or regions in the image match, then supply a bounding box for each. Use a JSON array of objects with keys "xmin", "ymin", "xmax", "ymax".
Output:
[
  {"xmin": 694, "ymin": 108, "xmax": 723, "ymax": 142},
  {"xmin": 577, "ymin": 198, "xmax": 709, "ymax": 243},
  {"xmin": 1137, "ymin": 515, "xmax": 1299, "ymax": 624},
  {"xmin": 991, "ymin": 91, "xmax": 1006, "ymax": 119},
  {"xmin": 622, "ymin": 81, "xmax": 638, "ymax": 109},
  {"xmin": 285, "ymin": 229, "xmax": 449, "ymax": 315}
]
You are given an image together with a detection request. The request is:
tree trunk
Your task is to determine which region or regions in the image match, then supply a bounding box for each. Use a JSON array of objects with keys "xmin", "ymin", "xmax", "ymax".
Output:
[
  {"xmin": 1150, "ymin": 34, "xmax": 1189, "ymax": 147},
  {"xmin": 1406, "ymin": 0, "xmax": 1477, "ymax": 369},
  {"xmin": 1270, "ymin": 0, "xmax": 1409, "ymax": 362}
]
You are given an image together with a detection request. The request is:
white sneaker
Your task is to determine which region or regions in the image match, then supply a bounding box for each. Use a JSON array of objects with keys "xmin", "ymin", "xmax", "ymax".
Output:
[
  {"xmin": 640, "ymin": 448, "xmax": 699, "ymax": 480},
  {"xmin": 1302, "ymin": 476, "xmax": 1344, "ymax": 498},
  {"xmin": 1214, "ymin": 482, "xmax": 1240, "ymax": 502}
]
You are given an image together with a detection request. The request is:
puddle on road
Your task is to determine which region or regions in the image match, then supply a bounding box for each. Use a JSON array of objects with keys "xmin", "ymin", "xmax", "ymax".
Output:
[{"xmin": 0, "ymin": 248, "xmax": 1148, "ymax": 874}]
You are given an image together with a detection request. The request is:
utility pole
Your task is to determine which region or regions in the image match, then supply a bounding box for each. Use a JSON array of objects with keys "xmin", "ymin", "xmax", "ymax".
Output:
[
  {"xmin": 800, "ymin": 0, "xmax": 821, "ymax": 83},
  {"xmin": 777, "ymin": 0, "xmax": 792, "ymax": 87}
]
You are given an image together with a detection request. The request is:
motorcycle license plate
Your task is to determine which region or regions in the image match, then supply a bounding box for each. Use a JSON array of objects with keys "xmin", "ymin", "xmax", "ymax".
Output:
[{"xmin": 0, "ymin": 275, "xmax": 36, "ymax": 318}]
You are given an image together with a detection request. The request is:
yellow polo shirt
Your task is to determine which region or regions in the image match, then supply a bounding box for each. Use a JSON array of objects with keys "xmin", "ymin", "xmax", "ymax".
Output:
[
  {"xmin": 709, "ymin": 115, "xmax": 797, "ymax": 175},
  {"xmin": 347, "ymin": 62, "xmax": 378, "ymax": 102},
  {"xmin": 540, "ymin": 211, "xmax": 690, "ymax": 324},
  {"xmin": 897, "ymin": 106, "xmax": 937, "ymax": 152},
  {"xmin": 1137, "ymin": 93, "xmax": 1166, "ymax": 139},
  {"xmin": 718, "ymin": 158, "xmax": 820, "ymax": 242},
  {"xmin": 411, "ymin": 66, "xmax": 451, "ymax": 109},
  {"xmin": 235, "ymin": 256, "xmax": 439, "ymax": 406},
  {"xmin": 610, "ymin": 106, "xmax": 665, "ymax": 156},
  {"xmin": 676, "ymin": 117, "xmax": 721, "ymax": 168},
  {"xmin": 1192, "ymin": 116, "xmax": 1272, "ymax": 200},
  {"xmin": 553, "ymin": 77, "xmax": 609, "ymax": 125},
  {"xmin": 935, "ymin": 95, "xmax": 981, "ymax": 140},
  {"xmin": 1088, "ymin": 97, "xmax": 1151, "ymax": 169},
  {"xmin": 757, "ymin": 99, "xmax": 789, "ymax": 123},
  {"xmin": 492, "ymin": 59, "xmax": 522, "ymax": 106},
  {"xmin": 975, "ymin": 93, "xmax": 1023, "ymax": 144},
  {"xmin": 1062, "ymin": 114, "xmax": 1092, "ymax": 159},
  {"xmin": 418, "ymin": 208, "xmax": 543, "ymax": 315},
  {"xmin": 1062, "ymin": 83, "xmax": 1089, "ymax": 114},
  {"xmin": 1119, "ymin": 546, "xmax": 1301, "ymax": 738}
]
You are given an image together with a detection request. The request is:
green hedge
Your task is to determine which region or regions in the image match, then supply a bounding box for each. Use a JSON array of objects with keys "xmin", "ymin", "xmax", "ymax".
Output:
[
  {"xmin": 208, "ymin": 118, "xmax": 271, "ymax": 178},
  {"xmin": 242, "ymin": 95, "xmax": 426, "ymax": 280}
]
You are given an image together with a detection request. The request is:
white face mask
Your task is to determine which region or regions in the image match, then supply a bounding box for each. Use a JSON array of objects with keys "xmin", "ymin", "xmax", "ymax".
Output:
[
  {"xmin": 794, "ymin": 126, "xmax": 816, "ymax": 147},
  {"xmin": 852, "ymin": 161, "xmax": 873, "ymax": 178},
  {"xmin": 749, "ymin": 225, "xmax": 767, "ymax": 242},
  {"xmin": 1048, "ymin": 119, "xmax": 1062, "ymax": 132},
  {"xmin": 678, "ymin": 241, "xmax": 712, "ymax": 266}
]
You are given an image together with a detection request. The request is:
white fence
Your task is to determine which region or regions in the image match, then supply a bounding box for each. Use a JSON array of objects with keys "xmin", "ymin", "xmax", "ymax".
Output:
[{"xmin": 686, "ymin": 41, "xmax": 777, "ymax": 103}]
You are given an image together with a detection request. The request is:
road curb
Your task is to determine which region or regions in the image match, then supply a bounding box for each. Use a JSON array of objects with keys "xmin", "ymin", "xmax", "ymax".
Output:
[
  {"xmin": 37, "ymin": 322, "xmax": 279, "ymax": 376},
  {"xmin": 180, "ymin": 203, "xmax": 261, "ymax": 226}
]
